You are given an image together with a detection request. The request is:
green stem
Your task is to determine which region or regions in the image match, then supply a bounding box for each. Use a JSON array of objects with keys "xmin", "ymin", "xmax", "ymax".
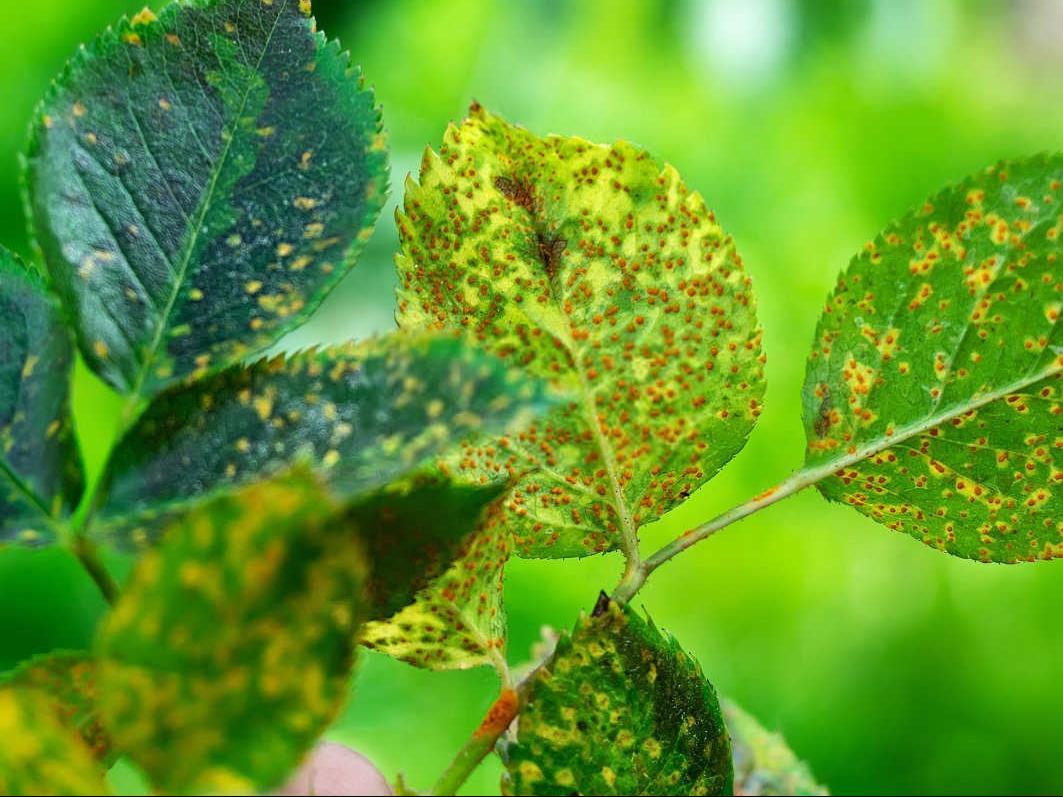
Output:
[
  {"xmin": 73, "ymin": 535, "xmax": 119, "ymax": 606},
  {"xmin": 431, "ymin": 688, "xmax": 520, "ymax": 796},
  {"xmin": 67, "ymin": 391, "xmax": 143, "ymax": 605}
]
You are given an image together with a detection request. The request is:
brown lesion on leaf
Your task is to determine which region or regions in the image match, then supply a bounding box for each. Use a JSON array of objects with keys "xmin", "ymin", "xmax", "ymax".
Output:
[
  {"xmin": 813, "ymin": 385, "xmax": 833, "ymax": 438},
  {"xmin": 494, "ymin": 175, "xmax": 567, "ymax": 279}
]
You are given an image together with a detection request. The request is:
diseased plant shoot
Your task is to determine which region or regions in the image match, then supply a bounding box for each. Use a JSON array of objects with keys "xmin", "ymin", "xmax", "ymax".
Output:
[{"xmin": 0, "ymin": 1, "xmax": 1058, "ymax": 795}]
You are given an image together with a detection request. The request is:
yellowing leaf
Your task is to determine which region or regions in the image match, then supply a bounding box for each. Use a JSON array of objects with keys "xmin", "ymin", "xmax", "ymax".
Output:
[
  {"xmin": 397, "ymin": 105, "xmax": 765, "ymax": 558},
  {"xmin": 0, "ymin": 687, "xmax": 108, "ymax": 796},
  {"xmin": 1, "ymin": 652, "xmax": 111, "ymax": 763},
  {"xmin": 97, "ymin": 471, "xmax": 367, "ymax": 794},
  {"xmin": 361, "ymin": 500, "xmax": 510, "ymax": 671},
  {"xmin": 804, "ymin": 155, "xmax": 1061, "ymax": 563}
]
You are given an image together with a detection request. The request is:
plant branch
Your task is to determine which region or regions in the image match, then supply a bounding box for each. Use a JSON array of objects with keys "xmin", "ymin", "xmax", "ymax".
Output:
[
  {"xmin": 72, "ymin": 535, "xmax": 119, "ymax": 606},
  {"xmin": 618, "ymin": 360, "xmax": 1062, "ymax": 601},
  {"xmin": 431, "ymin": 688, "xmax": 520, "ymax": 796}
]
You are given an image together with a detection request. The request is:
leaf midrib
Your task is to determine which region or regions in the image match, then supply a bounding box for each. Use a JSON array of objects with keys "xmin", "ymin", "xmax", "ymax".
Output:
[
  {"xmin": 0, "ymin": 457, "xmax": 58, "ymax": 528},
  {"xmin": 125, "ymin": 1, "xmax": 289, "ymax": 402},
  {"xmin": 531, "ymin": 206, "xmax": 640, "ymax": 556},
  {"xmin": 809, "ymin": 360, "xmax": 1061, "ymax": 487}
]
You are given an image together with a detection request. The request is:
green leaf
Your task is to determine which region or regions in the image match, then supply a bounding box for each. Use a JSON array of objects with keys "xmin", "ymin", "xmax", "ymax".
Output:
[
  {"xmin": 1, "ymin": 652, "xmax": 111, "ymax": 763},
  {"xmin": 25, "ymin": 0, "xmax": 387, "ymax": 397},
  {"xmin": 803, "ymin": 154, "xmax": 1062, "ymax": 563},
  {"xmin": 361, "ymin": 500, "xmax": 510, "ymax": 671},
  {"xmin": 501, "ymin": 597, "xmax": 732, "ymax": 796},
  {"xmin": 0, "ymin": 687, "xmax": 109, "ymax": 796},
  {"xmin": 354, "ymin": 474, "xmax": 507, "ymax": 621},
  {"xmin": 396, "ymin": 105, "xmax": 765, "ymax": 558},
  {"xmin": 97, "ymin": 470, "xmax": 367, "ymax": 795},
  {"xmin": 96, "ymin": 334, "xmax": 554, "ymax": 547},
  {"xmin": 0, "ymin": 248, "xmax": 82, "ymax": 546},
  {"xmin": 724, "ymin": 700, "xmax": 828, "ymax": 796}
]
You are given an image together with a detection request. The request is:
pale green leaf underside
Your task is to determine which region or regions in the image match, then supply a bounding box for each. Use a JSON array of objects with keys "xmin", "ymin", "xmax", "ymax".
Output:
[
  {"xmin": 97, "ymin": 471, "xmax": 367, "ymax": 794},
  {"xmin": 0, "ymin": 687, "xmax": 108, "ymax": 796},
  {"xmin": 26, "ymin": 0, "xmax": 387, "ymax": 397},
  {"xmin": 724, "ymin": 700, "xmax": 828, "ymax": 796},
  {"xmin": 0, "ymin": 248, "xmax": 82, "ymax": 547},
  {"xmin": 361, "ymin": 499, "xmax": 510, "ymax": 672},
  {"xmin": 502, "ymin": 598, "xmax": 732, "ymax": 796},
  {"xmin": 804, "ymin": 154, "xmax": 1061, "ymax": 563},
  {"xmin": 96, "ymin": 334, "xmax": 554, "ymax": 548},
  {"xmin": 397, "ymin": 105, "xmax": 765, "ymax": 559}
]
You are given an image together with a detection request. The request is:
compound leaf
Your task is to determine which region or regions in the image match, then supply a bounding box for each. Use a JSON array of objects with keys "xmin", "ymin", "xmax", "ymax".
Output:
[
  {"xmin": 97, "ymin": 334, "xmax": 554, "ymax": 547},
  {"xmin": 724, "ymin": 700, "xmax": 828, "ymax": 796},
  {"xmin": 501, "ymin": 597, "xmax": 732, "ymax": 796},
  {"xmin": 397, "ymin": 105, "xmax": 765, "ymax": 558},
  {"xmin": 803, "ymin": 154, "xmax": 1062, "ymax": 563},
  {"xmin": 1, "ymin": 652, "xmax": 111, "ymax": 763},
  {"xmin": 96, "ymin": 471, "xmax": 366, "ymax": 794},
  {"xmin": 25, "ymin": 0, "xmax": 387, "ymax": 397},
  {"xmin": 0, "ymin": 248, "xmax": 82, "ymax": 546},
  {"xmin": 0, "ymin": 687, "xmax": 108, "ymax": 796},
  {"xmin": 361, "ymin": 500, "xmax": 510, "ymax": 671}
]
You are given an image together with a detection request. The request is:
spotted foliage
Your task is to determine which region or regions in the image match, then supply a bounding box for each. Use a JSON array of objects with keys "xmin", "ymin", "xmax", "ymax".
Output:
[
  {"xmin": 352, "ymin": 474, "xmax": 507, "ymax": 620},
  {"xmin": 1, "ymin": 652, "xmax": 111, "ymax": 763},
  {"xmin": 804, "ymin": 155, "xmax": 1062, "ymax": 563},
  {"xmin": 361, "ymin": 500, "xmax": 511, "ymax": 671},
  {"xmin": 0, "ymin": 687, "xmax": 108, "ymax": 796},
  {"xmin": 397, "ymin": 105, "xmax": 765, "ymax": 558},
  {"xmin": 25, "ymin": 0, "xmax": 388, "ymax": 397},
  {"xmin": 96, "ymin": 334, "xmax": 553, "ymax": 547},
  {"xmin": 0, "ymin": 249, "xmax": 82, "ymax": 547},
  {"xmin": 725, "ymin": 700, "xmax": 827, "ymax": 796},
  {"xmin": 96, "ymin": 472, "xmax": 367, "ymax": 794},
  {"xmin": 501, "ymin": 598, "xmax": 732, "ymax": 796}
]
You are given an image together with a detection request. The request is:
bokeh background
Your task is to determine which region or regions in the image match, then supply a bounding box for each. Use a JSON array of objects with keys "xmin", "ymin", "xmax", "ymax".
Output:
[{"xmin": 1, "ymin": 0, "xmax": 1061, "ymax": 794}]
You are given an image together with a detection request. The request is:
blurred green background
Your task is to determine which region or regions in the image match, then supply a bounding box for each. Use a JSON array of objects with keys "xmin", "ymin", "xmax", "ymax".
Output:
[{"xmin": 1, "ymin": 0, "xmax": 1061, "ymax": 794}]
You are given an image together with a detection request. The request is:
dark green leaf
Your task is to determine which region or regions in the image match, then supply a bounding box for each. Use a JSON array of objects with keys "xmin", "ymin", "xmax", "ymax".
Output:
[
  {"xmin": 96, "ymin": 334, "xmax": 555, "ymax": 547},
  {"xmin": 725, "ymin": 700, "xmax": 828, "ymax": 796},
  {"xmin": 502, "ymin": 598, "xmax": 732, "ymax": 796},
  {"xmin": 397, "ymin": 105, "xmax": 765, "ymax": 559},
  {"xmin": 25, "ymin": 0, "xmax": 388, "ymax": 397},
  {"xmin": 0, "ymin": 248, "xmax": 82, "ymax": 546},
  {"xmin": 361, "ymin": 500, "xmax": 510, "ymax": 671},
  {"xmin": 1, "ymin": 652, "xmax": 111, "ymax": 763},
  {"xmin": 803, "ymin": 154, "xmax": 1061, "ymax": 562},
  {"xmin": 97, "ymin": 470, "xmax": 366, "ymax": 794},
  {"xmin": 0, "ymin": 687, "xmax": 109, "ymax": 795}
]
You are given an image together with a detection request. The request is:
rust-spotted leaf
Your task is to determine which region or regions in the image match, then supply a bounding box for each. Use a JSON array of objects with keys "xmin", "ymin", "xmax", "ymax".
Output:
[
  {"xmin": 1, "ymin": 652, "xmax": 111, "ymax": 763},
  {"xmin": 0, "ymin": 687, "xmax": 109, "ymax": 796},
  {"xmin": 96, "ymin": 471, "xmax": 367, "ymax": 794},
  {"xmin": 0, "ymin": 248, "xmax": 82, "ymax": 546},
  {"xmin": 97, "ymin": 334, "xmax": 554, "ymax": 547},
  {"xmin": 25, "ymin": 0, "xmax": 387, "ymax": 397},
  {"xmin": 725, "ymin": 701, "xmax": 828, "ymax": 796},
  {"xmin": 803, "ymin": 154, "xmax": 1061, "ymax": 563},
  {"xmin": 353, "ymin": 474, "xmax": 507, "ymax": 621},
  {"xmin": 397, "ymin": 105, "xmax": 765, "ymax": 559},
  {"xmin": 361, "ymin": 500, "xmax": 510, "ymax": 672},
  {"xmin": 501, "ymin": 597, "xmax": 732, "ymax": 796}
]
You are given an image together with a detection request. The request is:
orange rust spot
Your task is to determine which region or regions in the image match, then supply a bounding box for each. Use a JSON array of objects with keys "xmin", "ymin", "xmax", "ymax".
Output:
[
  {"xmin": 754, "ymin": 486, "xmax": 778, "ymax": 501},
  {"xmin": 473, "ymin": 688, "xmax": 519, "ymax": 739}
]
